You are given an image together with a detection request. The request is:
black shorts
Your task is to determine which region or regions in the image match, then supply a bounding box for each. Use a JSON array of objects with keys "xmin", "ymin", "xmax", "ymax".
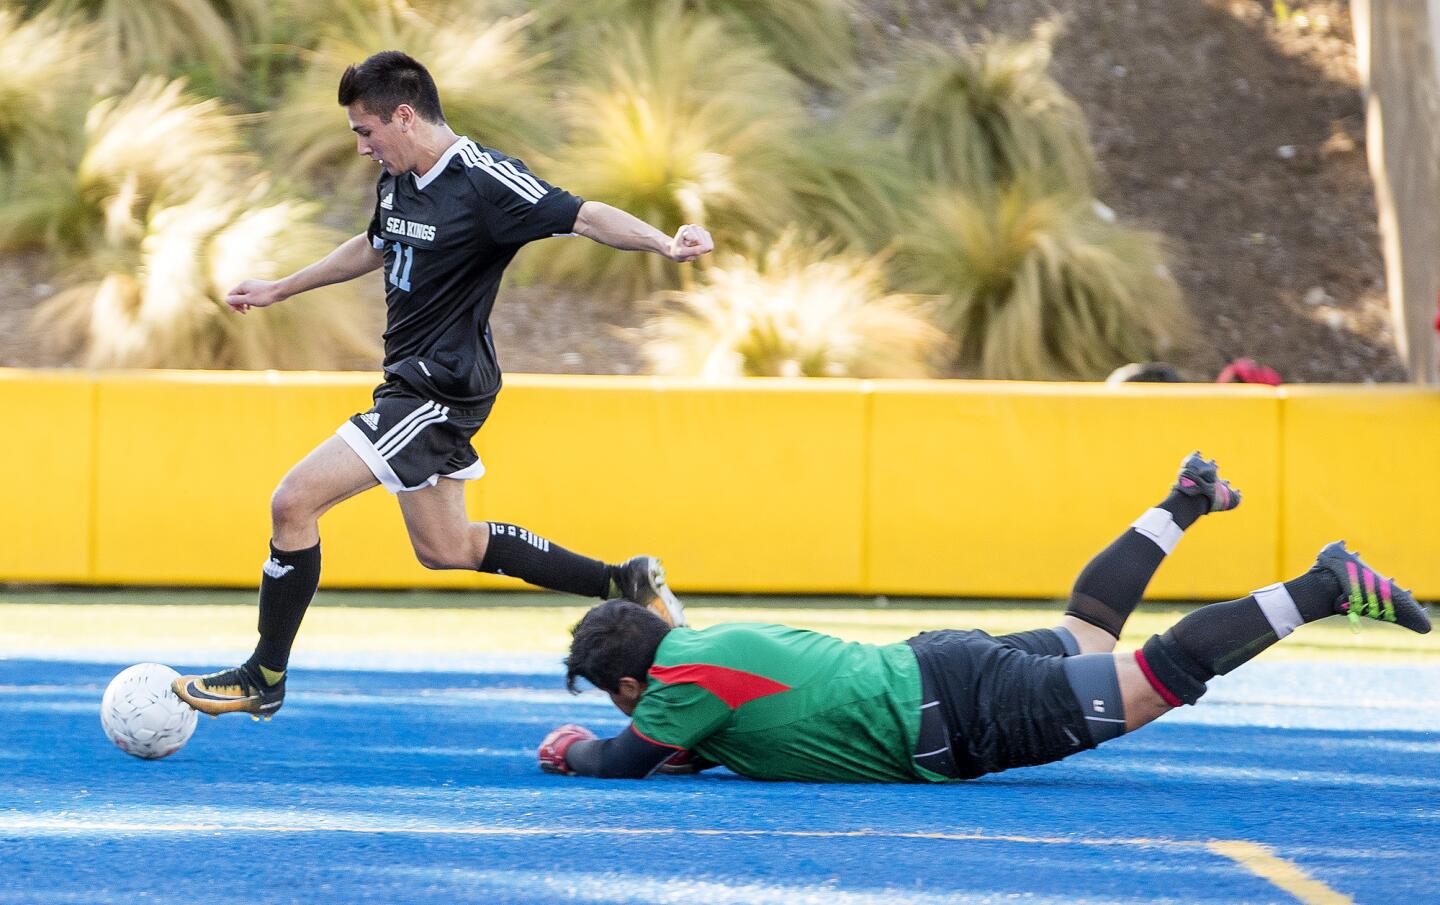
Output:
[
  {"xmin": 336, "ymin": 379, "xmax": 495, "ymax": 493},
  {"xmin": 907, "ymin": 629, "xmax": 1094, "ymax": 780}
]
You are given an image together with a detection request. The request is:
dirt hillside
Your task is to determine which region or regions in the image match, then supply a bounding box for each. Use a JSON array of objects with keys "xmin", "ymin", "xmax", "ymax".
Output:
[
  {"xmin": 887, "ymin": 0, "xmax": 1402, "ymax": 383},
  {"xmin": 0, "ymin": 0, "xmax": 1405, "ymax": 382}
]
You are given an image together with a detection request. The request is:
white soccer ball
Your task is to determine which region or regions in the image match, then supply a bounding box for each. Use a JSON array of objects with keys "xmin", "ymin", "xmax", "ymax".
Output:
[{"xmin": 101, "ymin": 663, "xmax": 198, "ymax": 760}]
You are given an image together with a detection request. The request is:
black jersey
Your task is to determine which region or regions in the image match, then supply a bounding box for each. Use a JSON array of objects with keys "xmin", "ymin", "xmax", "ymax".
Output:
[{"xmin": 365, "ymin": 136, "xmax": 584, "ymax": 406}]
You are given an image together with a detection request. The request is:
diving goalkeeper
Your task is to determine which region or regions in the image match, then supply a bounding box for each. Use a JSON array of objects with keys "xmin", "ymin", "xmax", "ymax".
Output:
[{"xmin": 538, "ymin": 453, "xmax": 1430, "ymax": 782}]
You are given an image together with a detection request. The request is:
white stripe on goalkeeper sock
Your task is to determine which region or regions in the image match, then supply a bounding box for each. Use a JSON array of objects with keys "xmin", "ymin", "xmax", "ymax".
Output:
[
  {"xmin": 1252, "ymin": 582, "xmax": 1304, "ymax": 639},
  {"xmin": 1130, "ymin": 508, "xmax": 1184, "ymax": 554}
]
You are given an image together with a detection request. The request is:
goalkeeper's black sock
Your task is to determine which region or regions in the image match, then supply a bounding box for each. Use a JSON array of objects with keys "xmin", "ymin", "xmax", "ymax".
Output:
[
  {"xmin": 1136, "ymin": 569, "xmax": 1342, "ymax": 705},
  {"xmin": 1065, "ymin": 491, "xmax": 1209, "ymax": 639},
  {"xmin": 479, "ymin": 522, "xmax": 609, "ymax": 598},
  {"xmin": 245, "ymin": 541, "xmax": 321, "ymax": 685}
]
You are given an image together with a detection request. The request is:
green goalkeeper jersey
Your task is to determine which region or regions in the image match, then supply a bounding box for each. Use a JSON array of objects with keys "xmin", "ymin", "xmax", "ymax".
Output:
[{"xmin": 629, "ymin": 623, "xmax": 946, "ymax": 783}]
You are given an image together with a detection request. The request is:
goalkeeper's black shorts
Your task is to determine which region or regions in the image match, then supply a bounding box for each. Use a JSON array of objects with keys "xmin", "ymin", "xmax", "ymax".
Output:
[{"xmin": 906, "ymin": 629, "xmax": 1094, "ymax": 780}]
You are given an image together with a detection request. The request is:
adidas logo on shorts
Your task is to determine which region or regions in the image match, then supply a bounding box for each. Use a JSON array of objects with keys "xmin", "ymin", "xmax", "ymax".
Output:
[{"xmin": 360, "ymin": 412, "xmax": 381, "ymax": 431}]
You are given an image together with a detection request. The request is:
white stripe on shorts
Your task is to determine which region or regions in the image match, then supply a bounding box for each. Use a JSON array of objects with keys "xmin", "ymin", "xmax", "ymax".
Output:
[
  {"xmin": 374, "ymin": 401, "xmax": 437, "ymax": 450},
  {"xmin": 337, "ymin": 421, "xmax": 409, "ymax": 493},
  {"xmin": 379, "ymin": 406, "xmax": 449, "ymax": 460},
  {"xmin": 440, "ymin": 457, "xmax": 486, "ymax": 482}
]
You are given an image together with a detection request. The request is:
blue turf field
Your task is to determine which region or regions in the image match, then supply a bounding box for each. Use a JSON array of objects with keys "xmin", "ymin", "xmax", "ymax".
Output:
[{"xmin": 2, "ymin": 655, "xmax": 1437, "ymax": 904}]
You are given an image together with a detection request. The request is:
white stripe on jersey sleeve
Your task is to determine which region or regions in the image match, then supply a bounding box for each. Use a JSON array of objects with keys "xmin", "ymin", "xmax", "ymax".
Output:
[
  {"xmin": 498, "ymin": 159, "xmax": 546, "ymax": 197},
  {"xmin": 464, "ymin": 144, "xmax": 540, "ymax": 201},
  {"xmin": 459, "ymin": 141, "xmax": 542, "ymax": 203}
]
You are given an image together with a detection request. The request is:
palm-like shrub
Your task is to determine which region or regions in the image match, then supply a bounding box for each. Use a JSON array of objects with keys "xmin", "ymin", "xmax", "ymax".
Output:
[
  {"xmin": 899, "ymin": 183, "xmax": 1185, "ymax": 380},
  {"xmin": 641, "ymin": 233, "xmax": 948, "ymax": 378},
  {"xmin": 267, "ymin": 0, "xmax": 553, "ymax": 209},
  {"xmin": 537, "ymin": 12, "xmax": 810, "ymax": 297},
  {"xmin": 0, "ymin": 9, "xmax": 92, "ymax": 166},
  {"xmin": 36, "ymin": 188, "xmax": 380, "ymax": 369},
  {"xmin": 861, "ymin": 23, "xmax": 1094, "ymax": 195},
  {"xmin": 0, "ymin": 78, "xmax": 253, "ymax": 255},
  {"xmin": 533, "ymin": 0, "xmax": 856, "ymax": 86},
  {"xmin": 42, "ymin": 0, "xmax": 268, "ymax": 90},
  {"xmin": 783, "ymin": 124, "xmax": 917, "ymax": 255},
  {"xmin": 80, "ymin": 79, "xmax": 256, "ymax": 245},
  {"xmin": 9, "ymin": 78, "xmax": 380, "ymax": 369}
]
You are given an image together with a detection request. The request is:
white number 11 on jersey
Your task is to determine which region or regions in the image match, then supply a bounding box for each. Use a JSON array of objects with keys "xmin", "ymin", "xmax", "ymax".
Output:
[{"xmin": 387, "ymin": 241, "xmax": 414, "ymax": 292}]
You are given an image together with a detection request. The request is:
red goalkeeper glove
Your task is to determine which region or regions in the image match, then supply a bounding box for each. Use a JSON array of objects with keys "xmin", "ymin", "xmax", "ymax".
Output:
[{"xmin": 537, "ymin": 723, "xmax": 596, "ymax": 775}]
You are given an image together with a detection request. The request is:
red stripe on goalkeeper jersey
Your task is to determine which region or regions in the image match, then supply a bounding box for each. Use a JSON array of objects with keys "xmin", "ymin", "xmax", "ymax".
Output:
[
  {"xmin": 627, "ymin": 722, "xmax": 682, "ymax": 750},
  {"xmin": 648, "ymin": 663, "xmax": 792, "ymax": 708}
]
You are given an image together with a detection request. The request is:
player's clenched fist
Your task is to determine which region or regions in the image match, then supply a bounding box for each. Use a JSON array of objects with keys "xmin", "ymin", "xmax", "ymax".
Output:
[
  {"xmin": 537, "ymin": 723, "xmax": 596, "ymax": 774},
  {"xmin": 668, "ymin": 223, "xmax": 713, "ymax": 263}
]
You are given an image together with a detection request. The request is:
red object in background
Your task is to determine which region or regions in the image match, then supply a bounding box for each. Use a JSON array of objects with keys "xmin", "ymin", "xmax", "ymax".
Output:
[
  {"xmin": 1434, "ymin": 291, "xmax": 1439, "ymax": 332},
  {"xmin": 1216, "ymin": 357, "xmax": 1282, "ymax": 385}
]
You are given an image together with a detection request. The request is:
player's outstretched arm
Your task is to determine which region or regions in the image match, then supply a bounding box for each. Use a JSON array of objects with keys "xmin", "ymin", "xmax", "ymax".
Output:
[
  {"xmin": 572, "ymin": 201, "xmax": 713, "ymax": 263},
  {"xmin": 225, "ymin": 232, "xmax": 384, "ymax": 313},
  {"xmin": 538, "ymin": 723, "xmax": 683, "ymax": 779}
]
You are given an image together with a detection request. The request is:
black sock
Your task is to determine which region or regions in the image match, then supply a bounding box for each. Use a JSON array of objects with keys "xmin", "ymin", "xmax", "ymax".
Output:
[
  {"xmin": 1157, "ymin": 490, "xmax": 1209, "ymax": 532},
  {"xmin": 1139, "ymin": 568, "xmax": 1343, "ymax": 703},
  {"xmin": 1065, "ymin": 491, "xmax": 1207, "ymax": 638},
  {"xmin": 479, "ymin": 522, "xmax": 609, "ymax": 598},
  {"xmin": 245, "ymin": 541, "xmax": 321, "ymax": 682}
]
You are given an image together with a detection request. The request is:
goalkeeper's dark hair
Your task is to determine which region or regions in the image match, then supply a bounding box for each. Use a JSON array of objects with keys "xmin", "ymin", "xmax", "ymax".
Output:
[
  {"xmin": 337, "ymin": 50, "xmax": 445, "ymax": 124},
  {"xmin": 565, "ymin": 600, "xmax": 672, "ymax": 694}
]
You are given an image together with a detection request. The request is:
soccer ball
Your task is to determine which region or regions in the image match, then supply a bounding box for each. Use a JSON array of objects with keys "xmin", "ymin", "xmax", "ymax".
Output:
[{"xmin": 101, "ymin": 663, "xmax": 197, "ymax": 760}]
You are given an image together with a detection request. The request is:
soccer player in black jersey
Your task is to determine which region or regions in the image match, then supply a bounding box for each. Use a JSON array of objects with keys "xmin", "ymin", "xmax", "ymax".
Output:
[{"xmin": 174, "ymin": 51, "xmax": 712, "ymax": 719}]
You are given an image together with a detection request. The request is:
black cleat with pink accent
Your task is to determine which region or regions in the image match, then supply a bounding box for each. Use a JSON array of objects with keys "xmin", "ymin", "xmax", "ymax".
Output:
[
  {"xmin": 1313, "ymin": 541, "xmax": 1430, "ymax": 634},
  {"xmin": 1171, "ymin": 451, "xmax": 1241, "ymax": 513}
]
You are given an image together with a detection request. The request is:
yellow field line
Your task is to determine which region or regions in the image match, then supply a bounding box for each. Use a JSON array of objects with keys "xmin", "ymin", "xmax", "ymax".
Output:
[{"xmin": 1208, "ymin": 841, "xmax": 1355, "ymax": 905}]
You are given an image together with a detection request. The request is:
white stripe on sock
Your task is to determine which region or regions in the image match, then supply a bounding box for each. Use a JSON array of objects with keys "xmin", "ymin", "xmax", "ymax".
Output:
[
  {"xmin": 1252, "ymin": 582, "xmax": 1303, "ymax": 639},
  {"xmin": 1131, "ymin": 508, "xmax": 1183, "ymax": 554}
]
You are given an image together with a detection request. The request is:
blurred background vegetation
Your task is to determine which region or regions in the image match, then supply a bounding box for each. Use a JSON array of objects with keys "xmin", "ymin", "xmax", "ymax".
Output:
[{"xmin": 0, "ymin": 0, "xmax": 1188, "ymax": 379}]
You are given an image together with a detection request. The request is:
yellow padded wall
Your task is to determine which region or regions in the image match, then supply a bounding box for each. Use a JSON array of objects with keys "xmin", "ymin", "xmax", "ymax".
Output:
[
  {"xmin": 1281, "ymin": 387, "xmax": 1440, "ymax": 597},
  {"xmin": 866, "ymin": 382, "xmax": 1281, "ymax": 599},
  {"xmin": 90, "ymin": 371, "xmax": 488, "ymax": 588},
  {"xmin": 24, "ymin": 368, "xmax": 1438, "ymax": 600},
  {"xmin": 480, "ymin": 376, "xmax": 867, "ymax": 592},
  {"xmin": 89, "ymin": 373, "xmax": 866, "ymax": 592},
  {"xmin": 0, "ymin": 371, "xmax": 95, "ymax": 580}
]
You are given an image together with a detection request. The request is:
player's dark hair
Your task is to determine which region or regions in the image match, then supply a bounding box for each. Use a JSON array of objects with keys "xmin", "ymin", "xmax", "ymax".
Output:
[
  {"xmin": 337, "ymin": 50, "xmax": 445, "ymax": 124},
  {"xmin": 565, "ymin": 600, "xmax": 672, "ymax": 694}
]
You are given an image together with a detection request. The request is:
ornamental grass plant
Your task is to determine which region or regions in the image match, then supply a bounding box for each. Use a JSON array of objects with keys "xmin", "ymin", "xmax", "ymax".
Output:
[{"xmin": 641, "ymin": 233, "xmax": 948, "ymax": 379}]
